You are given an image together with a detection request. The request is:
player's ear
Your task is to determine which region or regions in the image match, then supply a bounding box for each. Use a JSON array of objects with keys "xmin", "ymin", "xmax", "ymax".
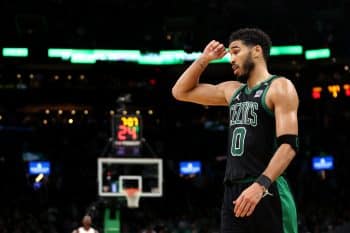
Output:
[{"xmin": 252, "ymin": 45, "xmax": 262, "ymax": 59}]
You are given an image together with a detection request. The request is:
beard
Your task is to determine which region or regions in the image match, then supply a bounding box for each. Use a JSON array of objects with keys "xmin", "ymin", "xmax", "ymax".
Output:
[{"xmin": 236, "ymin": 52, "xmax": 255, "ymax": 82}]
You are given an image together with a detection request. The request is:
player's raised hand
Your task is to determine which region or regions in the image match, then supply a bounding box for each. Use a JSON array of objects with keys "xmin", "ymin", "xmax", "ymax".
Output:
[{"xmin": 201, "ymin": 40, "xmax": 227, "ymax": 61}]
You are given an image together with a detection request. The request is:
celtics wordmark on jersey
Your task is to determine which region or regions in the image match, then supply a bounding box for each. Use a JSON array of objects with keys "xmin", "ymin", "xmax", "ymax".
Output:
[{"xmin": 225, "ymin": 75, "xmax": 278, "ymax": 181}]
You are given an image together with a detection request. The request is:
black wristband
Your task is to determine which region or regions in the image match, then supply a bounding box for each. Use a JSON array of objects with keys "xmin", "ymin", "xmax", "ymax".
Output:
[{"xmin": 255, "ymin": 174, "xmax": 272, "ymax": 190}]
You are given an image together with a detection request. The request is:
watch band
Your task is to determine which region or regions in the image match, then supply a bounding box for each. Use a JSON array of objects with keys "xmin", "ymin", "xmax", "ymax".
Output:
[{"xmin": 255, "ymin": 174, "xmax": 272, "ymax": 189}]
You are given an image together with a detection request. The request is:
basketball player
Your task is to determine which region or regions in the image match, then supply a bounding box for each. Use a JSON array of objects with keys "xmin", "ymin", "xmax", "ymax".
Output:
[
  {"xmin": 72, "ymin": 215, "xmax": 99, "ymax": 233},
  {"xmin": 172, "ymin": 28, "xmax": 299, "ymax": 233}
]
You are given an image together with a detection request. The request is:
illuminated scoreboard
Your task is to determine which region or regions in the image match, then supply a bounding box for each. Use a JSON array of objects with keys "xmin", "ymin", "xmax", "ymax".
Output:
[
  {"xmin": 112, "ymin": 114, "xmax": 142, "ymax": 147},
  {"xmin": 312, "ymin": 84, "xmax": 350, "ymax": 99}
]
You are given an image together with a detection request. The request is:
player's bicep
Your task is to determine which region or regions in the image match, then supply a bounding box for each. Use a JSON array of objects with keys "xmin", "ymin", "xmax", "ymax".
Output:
[
  {"xmin": 188, "ymin": 83, "xmax": 228, "ymax": 105},
  {"xmin": 176, "ymin": 82, "xmax": 234, "ymax": 106},
  {"xmin": 273, "ymin": 79, "xmax": 299, "ymax": 136},
  {"xmin": 275, "ymin": 105, "xmax": 298, "ymax": 136}
]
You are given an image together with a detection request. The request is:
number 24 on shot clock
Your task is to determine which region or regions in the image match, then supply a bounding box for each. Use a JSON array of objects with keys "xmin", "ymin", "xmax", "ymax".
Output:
[{"xmin": 113, "ymin": 114, "xmax": 142, "ymax": 146}]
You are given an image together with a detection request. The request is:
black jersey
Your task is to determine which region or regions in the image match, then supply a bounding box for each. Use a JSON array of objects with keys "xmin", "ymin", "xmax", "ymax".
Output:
[{"xmin": 224, "ymin": 75, "xmax": 278, "ymax": 182}]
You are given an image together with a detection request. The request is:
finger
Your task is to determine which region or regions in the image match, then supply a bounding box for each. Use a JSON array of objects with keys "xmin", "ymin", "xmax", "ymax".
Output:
[
  {"xmin": 209, "ymin": 41, "xmax": 218, "ymax": 49},
  {"xmin": 234, "ymin": 196, "xmax": 246, "ymax": 216},
  {"xmin": 246, "ymin": 205, "xmax": 256, "ymax": 216},
  {"xmin": 239, "ymin": 204, "xmax": 250, "ymax": 217},
  {"xmin": 233, "ymin": 196, "xmax": 241, "ymax": 214},
  {"xmin": 209, "ymin": 40, "xmax": 217, "ymax": 45},
  {"xmin": 236, "ymin": 199, "xmax": 249, "ymax": 217},
  {"xmin": 219, "ymin": 50, "xmax": 227, "ymax": 58},
  {"xmin": 212, "ymin": 41, "xmax": 221, "ymax": 50},
  {"xmin": 217, "ymin": 44, "xmax": 225, "ymax": 50},
  {"xmin": 214, "ymin": 44, "xmax": 225, "ymax": 52},
  {"xmin": 240, "ymin": 204, "xmax": 254, "ymax": 217},
  {"xmin": 206, "ymin": 40, "xmax": 217, "ymax": 50}
]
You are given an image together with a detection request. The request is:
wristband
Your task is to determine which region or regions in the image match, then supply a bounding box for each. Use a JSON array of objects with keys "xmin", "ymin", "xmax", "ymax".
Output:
[{"xmin": 255, "ymin": 174, "xmax": 272, "ymax": 190}]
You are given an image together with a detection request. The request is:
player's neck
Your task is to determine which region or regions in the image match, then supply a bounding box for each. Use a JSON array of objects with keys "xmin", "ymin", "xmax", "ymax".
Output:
[{"xmin": 247, "ymin": 65, "xmax": 270, "ymax": 89}]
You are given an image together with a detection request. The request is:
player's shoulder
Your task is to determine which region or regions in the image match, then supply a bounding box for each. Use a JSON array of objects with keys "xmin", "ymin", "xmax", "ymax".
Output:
[
  {"xmin": 269, "ymin": 76, "xmax": 299, "ymax": 100},
  {"xmin": 270, "ymin": 76, "xmax": 296, "ymax": 89},
  {"xmin": 270, "ymin": 76, "xmax": 297, "ymax": 94},
  {"xmin": 216, "ymin": 80, "xmax": 244, "ymax": 105}
]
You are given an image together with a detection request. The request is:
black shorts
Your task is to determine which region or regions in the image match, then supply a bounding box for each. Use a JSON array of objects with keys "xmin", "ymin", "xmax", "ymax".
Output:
[{"xmin": 221, "ymin": 176, "xmax": 298, "ymax": 233}]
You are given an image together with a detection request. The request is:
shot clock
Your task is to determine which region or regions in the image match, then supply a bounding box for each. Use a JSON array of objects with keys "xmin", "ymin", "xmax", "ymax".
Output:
[{"xmin": 112, "ymin": 114, "xmax": 142, "ymax": 148}]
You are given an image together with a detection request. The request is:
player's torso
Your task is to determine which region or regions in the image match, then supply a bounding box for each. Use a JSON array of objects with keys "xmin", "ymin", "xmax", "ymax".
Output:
[{"xmin": 225, "ymin": 75, "xmax": 278, "ymax": 180}]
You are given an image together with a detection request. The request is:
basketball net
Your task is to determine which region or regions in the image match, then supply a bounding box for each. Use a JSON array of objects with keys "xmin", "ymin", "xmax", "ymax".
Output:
[{"xmin": 122, "ymin": 188, "xmax": 141, "ymax": 208}]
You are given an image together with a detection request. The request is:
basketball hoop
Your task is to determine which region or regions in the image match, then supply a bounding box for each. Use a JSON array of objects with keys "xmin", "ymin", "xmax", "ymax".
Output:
[{"xmin": 122, "ymin": 188, "xmax": 141, "ymax": 208}]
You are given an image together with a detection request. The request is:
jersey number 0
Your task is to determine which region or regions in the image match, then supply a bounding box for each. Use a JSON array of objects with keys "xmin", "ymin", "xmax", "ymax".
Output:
[{"xmin": 231, "ymin": 127, "xmax": 246, "ymax": 156}]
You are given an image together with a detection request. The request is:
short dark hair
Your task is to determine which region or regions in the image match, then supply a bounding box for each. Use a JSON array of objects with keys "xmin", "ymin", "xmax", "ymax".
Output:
[{"xmin": 229, "ymin": 28, "xmax": 272, "ymax": 62}]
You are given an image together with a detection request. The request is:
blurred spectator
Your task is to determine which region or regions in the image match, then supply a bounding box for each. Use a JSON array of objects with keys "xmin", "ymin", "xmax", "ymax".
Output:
[{"xmin": 72, "ymin": 215, "xmax": 99, "ymax": 233}]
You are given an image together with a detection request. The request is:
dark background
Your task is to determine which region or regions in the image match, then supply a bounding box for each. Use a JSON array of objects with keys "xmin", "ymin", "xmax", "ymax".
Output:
[{"xmin": 1, "ymin": 0, "xmax": 350, "ymax": 233}]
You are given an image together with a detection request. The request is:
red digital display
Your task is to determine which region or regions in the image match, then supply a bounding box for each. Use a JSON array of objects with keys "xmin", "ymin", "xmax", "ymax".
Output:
[
  {"xmin": 312, "ymin": 84, "xmax": 350, "ymax": 99},
  {"xmin": 113, "ymin": 114, "xmax": 142, "ymax": 146}
]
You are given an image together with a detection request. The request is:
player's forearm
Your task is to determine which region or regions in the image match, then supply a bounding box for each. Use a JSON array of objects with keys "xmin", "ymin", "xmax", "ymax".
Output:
[
  {"xmin": 262, "ymin": 144, "xmax": 296, "ymax": 182},
  {"xmin": 172, "ymin": 56, "xmax": 210, "ymax": 100}
]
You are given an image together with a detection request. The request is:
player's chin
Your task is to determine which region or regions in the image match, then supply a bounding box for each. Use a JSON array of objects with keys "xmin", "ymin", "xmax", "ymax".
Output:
[
  {"xmin": 233, "ymin": 70, "xmax": 242, "ymax": 78},
  {"xmin": 233, "ymin": 70, "xmax": 240, "ymax": 78},
  {"xmin": 234, "ymin": 67, "xmax": 246, "ymax": 77},
  {"xmin": 233, "ymin": 68, "xmax": 239, "ymax": 76}
]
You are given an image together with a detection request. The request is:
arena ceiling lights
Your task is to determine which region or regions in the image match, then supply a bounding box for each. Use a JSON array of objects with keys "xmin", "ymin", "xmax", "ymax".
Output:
[{"xmin": 2, "ymin": 46, "xmax": 331, "ymax": 64}]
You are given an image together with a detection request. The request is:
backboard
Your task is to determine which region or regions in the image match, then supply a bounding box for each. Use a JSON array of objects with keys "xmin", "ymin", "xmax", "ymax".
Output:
[{"xmin": 97, "ymin": 158, "xmax": 163, "ymax": 197}]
